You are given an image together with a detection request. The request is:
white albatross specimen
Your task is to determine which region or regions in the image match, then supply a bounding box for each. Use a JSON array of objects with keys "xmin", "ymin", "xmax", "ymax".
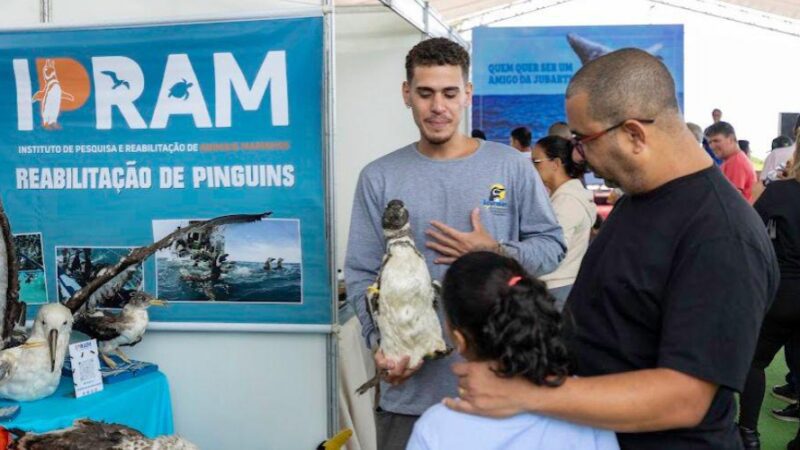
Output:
[{"xmin": 0, "ymin": 303, "xmax": 73, "ymax": 401}]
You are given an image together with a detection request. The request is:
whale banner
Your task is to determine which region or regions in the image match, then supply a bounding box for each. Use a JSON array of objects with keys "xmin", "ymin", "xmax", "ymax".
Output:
[
  {"xmin": 0, "ymin": 16, "xmax": 331, "ymax": 325},
  {"xmin": 472, "ymin": 24, "xmax": 684, "ymax": 142}
]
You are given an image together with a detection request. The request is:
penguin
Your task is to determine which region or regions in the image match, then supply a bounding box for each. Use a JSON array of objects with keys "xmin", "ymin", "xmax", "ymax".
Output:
[
  {"xmin": 355, "ymin": 200, "xmax": 450, "ymax": 395},
  {"xmin": 31, "ymin": 59, "xmax": 74, "ymax": 130}
]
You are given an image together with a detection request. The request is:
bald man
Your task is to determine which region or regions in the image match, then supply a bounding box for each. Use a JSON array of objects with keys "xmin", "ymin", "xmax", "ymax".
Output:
[{"xmin": 444, "ymin": 49, "xmax": 778, "ymax": 449}]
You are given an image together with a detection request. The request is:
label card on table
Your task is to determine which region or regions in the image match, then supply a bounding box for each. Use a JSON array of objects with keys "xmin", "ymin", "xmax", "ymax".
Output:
[{"xmin": 68, "ymin": 340, "xmax": 104, "ymax": 398}]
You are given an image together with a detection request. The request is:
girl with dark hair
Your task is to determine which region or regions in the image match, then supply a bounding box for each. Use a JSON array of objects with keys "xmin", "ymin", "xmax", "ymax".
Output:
[
  {"xmin": 406, "ymin": 252, "xmax": 618, "ymax": 450},
  {"xmin": 532, "ymin": 136, "xmax": 597, "ymax": 310}
]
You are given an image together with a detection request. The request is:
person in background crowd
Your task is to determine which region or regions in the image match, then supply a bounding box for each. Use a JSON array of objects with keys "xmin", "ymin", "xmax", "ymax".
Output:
[
  {"xmin": 687, "ymin": 122, "xmax": 721, "ymax": 165},
  {"xmin": 738, "ymin": 141, "xmax": 800, "ymax": 450},
  {"xmin": 712, "ymin": 108, "xmax": 722, "ymax": 123},
  {"xmin": 739, "ymin": 140, "xmax": 751, "ymax": 156},
  {"xmin": 445, "ymin": 48, "xmax": 778, "ymax": 450},
  {"xmin": 707, "ymin": 121, "xmax": 757, "ymax": 201},
  {"xmin": 548, "ymin": 121, "xmax": 573, "ymax": 140},
  {"xmin": 510, "ymin": 126, "xmax": 533, "ymax": 156},
  {"xmin": 406, "ymin": 252, "xmax": 619, "ymax": 450},
  {"xmin": 471, "ymin": 129, "xmax": 486, "ymax": 140},
  {"xmin": 345, "ymin": 37, "xmax": 565, "ymax": 450},
  {"xmin": 772, "ymin": 135, "xmax": 793, "ymax": 151},
  {"xmin": 531, "ymin": 136, "xmax": 596, "ymax": 311},
  {"xmin": 762, "ymin": 116, "xmax": 800, "ymax": 188}
]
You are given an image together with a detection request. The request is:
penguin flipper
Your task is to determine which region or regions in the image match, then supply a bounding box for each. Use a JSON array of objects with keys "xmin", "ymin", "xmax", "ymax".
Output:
[
  {"xmin": 32, "ymin": 91, "xmax": 44, "ymax": 102},
  {"xmin": 61, "ymin": 91, "xmax": 75, "ymax": 102}
]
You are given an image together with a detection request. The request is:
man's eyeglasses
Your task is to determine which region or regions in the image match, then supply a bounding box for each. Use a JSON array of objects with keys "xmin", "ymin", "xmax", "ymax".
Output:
[{"xmin": 571, "ymin": 119, "xmax": 655, "ymax": 160}]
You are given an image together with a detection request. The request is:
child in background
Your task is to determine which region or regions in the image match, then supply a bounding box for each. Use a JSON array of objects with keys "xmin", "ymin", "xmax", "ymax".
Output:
[{"xmin": 406, "ymin": 252, "xmax": 619, "ymax": 450}]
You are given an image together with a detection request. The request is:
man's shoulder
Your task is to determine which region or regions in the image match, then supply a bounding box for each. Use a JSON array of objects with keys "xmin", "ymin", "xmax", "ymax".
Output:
[{"xmin": 359, "ymin": 144, "xmax": 417, "ymax": 178}]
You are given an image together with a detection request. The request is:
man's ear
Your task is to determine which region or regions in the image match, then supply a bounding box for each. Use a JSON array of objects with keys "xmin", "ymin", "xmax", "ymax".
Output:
[
  {"xmin": 402, "ymin": 80, "xmax": 411, "ymax": 108},
  {"xmin": 464, "ymin": 81, "xmax": 473, "ymax": 107},
  {"xmin": 623, "ymin": 120, "xmax": 649, "ymax": 155}
]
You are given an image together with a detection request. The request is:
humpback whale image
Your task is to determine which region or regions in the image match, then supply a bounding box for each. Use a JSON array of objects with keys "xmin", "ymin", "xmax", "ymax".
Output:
[
  {"xmin": 31, "ymin": 59, "xmax": 75, "ymax": 130},
  {"xmin": 566, "ymin": 33, "xmax": 664, "ymax": 65}
]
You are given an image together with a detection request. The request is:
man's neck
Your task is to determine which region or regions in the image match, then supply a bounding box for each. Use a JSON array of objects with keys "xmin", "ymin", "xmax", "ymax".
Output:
[
  {"xmin": 636, "ymin": 136, "xmax": 714, "ymax": 193},
  {"xmin": 417, "ymin": 133, "xmax": 479, "ymax": 160}
]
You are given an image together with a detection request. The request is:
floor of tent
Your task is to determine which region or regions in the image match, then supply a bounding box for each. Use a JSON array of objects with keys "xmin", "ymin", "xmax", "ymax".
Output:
[{"xmin": 758, "ymin": 349, "xmax": 797, "ymax": 450}]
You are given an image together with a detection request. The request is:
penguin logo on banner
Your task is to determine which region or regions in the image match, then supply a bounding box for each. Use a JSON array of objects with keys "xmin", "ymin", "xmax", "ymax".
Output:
[{"xmin": 31, "ymin": 58, "xmax": 91, "ymax": 130}]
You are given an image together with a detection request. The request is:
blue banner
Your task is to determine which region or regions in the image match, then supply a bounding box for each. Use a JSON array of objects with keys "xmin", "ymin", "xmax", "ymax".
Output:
[
  {"xmin": 0, "ymin": 17, "xmax": 331, "ymax": 324},
  {"xmin": 472, "ymin": 25, "xmax": 684, "ymax": 142}
]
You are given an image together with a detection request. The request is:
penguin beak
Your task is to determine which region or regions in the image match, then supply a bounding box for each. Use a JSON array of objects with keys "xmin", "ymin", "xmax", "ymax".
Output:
[
  {"xmin": 149, "ymin": 299, "xmax": 167, "ymax": 307},
  {"xmin": 48, "ymin": 329, "xmax": 59, "ymax": 372}
]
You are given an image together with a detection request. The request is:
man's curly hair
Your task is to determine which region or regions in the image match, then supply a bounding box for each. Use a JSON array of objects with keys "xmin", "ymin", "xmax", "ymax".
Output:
[{"xmin": 405, "ymin": 38, "xmax": 470, "ymax": 82}]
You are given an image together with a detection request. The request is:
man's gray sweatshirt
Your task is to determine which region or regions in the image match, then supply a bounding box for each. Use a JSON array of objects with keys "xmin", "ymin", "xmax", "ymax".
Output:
[{"xmin": 344, "ymin": 140, "xmax": 566, "ymax": 415}]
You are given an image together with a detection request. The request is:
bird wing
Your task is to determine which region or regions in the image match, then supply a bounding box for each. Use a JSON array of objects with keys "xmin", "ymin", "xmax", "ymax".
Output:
[
  {"xmin": 0, "ymin": 197, "xmax": 25, "ymax": 348},
  {"xmin": 73, "ymin": 311, "xmax": 123, "ymax": 341},
  {"xmin": 63, "ymin": 211, "xmax": 271, "ymax": 313}
]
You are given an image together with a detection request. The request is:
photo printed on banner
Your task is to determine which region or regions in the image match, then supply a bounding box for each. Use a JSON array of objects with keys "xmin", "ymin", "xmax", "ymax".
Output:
[
  {"xmin": 153, "ymin": 218, "xmax": 302, "ymax": 303},
  {"xmin": 14, "ymin": 233, "xmax": 47, "ymax": 304},
  {"xmin": 55, "ymin": 246, "xmax": 144, "ymax": 308}
]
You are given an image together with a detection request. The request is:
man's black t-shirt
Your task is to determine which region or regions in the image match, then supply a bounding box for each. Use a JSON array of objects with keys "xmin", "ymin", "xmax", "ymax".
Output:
[
  {"xmin": 565, "ymin": 166, "xmax": 779, "ymax": 449},
  {"xmin": 754, "ymin": 179, "xmax": 800, "ymax": 280}
]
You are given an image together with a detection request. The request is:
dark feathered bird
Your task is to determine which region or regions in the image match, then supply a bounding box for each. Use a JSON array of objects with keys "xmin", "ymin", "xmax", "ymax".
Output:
[
  {"xmin": 73, "ymin": 291, "xmax": 165, "ymax": 368},
  {"xmin": 65, "ymin": 212, "xmax": 272, "ymax": 367},
  {"xmin": 8, "ymin": 419, "xmax": 198, "ymax": 449}
]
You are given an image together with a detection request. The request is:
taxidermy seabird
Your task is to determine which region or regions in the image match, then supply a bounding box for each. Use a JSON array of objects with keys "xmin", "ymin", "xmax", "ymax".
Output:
[
  {"xmin": 63, "ymin": 211, "xmax": 272, "ymax": 314},
  {"xmin": 0, "ymin": 303, "xmax": 73, "ymax": 401},
  {"xmin": 73, "ymin": 291, "xmax": 165, "ymax": 368},
  {"xmin": 8, "ymin": 418, "xmax": 199, "ymax": 450},
  {"xmin": 0, "ymin": 197, "xmax": 28, "ymax": 350},
  {"xmin": 63, "ymin": 212, "xmax": 272, "ymax": 366},
  {"xmin": 355, "ymin": 200, "xmax": 450, "ymax": 395}
]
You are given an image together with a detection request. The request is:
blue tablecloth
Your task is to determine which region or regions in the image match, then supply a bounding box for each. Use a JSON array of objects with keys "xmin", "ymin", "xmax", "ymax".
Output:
[{"xmin": 3, "ymin": 371, "xmax": 173, "ymax": 438}]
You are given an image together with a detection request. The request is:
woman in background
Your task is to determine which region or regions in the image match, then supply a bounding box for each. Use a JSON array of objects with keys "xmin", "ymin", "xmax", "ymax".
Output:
[
  {"xmin": 738, "ymin": 139, "xmax": 800, "ymax": 449},
  {"xmin": 531, "ymin": 136, "xmax": 596, "ymax": 310}
]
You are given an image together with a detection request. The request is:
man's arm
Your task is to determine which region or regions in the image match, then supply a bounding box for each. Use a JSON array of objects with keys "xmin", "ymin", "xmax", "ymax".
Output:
[
  {"xmin": 344, "ymin": 171, "xmax": 385, "ymax": 349},
  {"xmin": 502, "ymin": 161, "xmax": 565, "ymax": 276},
  {"xmin": 446, "ymin": 363, "xmax": 716, "ymax": 432}
]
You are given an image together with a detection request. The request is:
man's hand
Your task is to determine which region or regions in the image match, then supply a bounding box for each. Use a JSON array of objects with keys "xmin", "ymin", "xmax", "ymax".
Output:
[
  {"xmin": 442, "ymin": 361, "xmax": 534, "ymax": 417},
  {"xmin": 375, "ymin": 349, "xmax": 423, "ymax": 386},
  {"xmin": 426, "ymin": 208, "xmax": 498, "ymax": 264}
]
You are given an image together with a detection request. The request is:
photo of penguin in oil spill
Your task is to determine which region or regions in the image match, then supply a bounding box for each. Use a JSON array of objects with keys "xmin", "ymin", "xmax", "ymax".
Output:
[
  {"xmin": 152, "ymin": 218, "xmax": 302, "ymax": 303},
  {"xmin": 14, "ymin": 233, "xmax": 48, "ymax": 304},
  {"xmin": 55, "ymin": 246, "xmax": 144, "ymax": 308}
]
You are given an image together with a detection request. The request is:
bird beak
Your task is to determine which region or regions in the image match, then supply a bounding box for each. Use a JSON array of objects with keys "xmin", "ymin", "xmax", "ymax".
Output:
[
  {"xmin": 149, "ymin": 299, "xmax": 168, "ymax": 307},
  {"xmin": 48, "ymin": 329, "xmax": 58, "ymax": 372}
]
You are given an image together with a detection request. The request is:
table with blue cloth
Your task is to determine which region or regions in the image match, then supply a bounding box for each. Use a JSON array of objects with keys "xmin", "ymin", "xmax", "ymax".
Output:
[{"xmin": 3, "ymin": 371, "xmax": 173, "ymax": 438}]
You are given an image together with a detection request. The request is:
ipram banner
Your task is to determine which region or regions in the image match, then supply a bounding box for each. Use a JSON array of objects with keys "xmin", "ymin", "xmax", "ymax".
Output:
[{"xmin": 0, "ymin": 17, "xmax": 331, "ymax": 324}]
